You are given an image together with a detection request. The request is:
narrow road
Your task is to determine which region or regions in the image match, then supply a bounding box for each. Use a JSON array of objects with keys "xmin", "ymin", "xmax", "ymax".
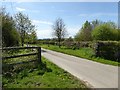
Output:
[{"xmin": 41, "ymin": 48, "xmax": 118, "ymax": 88}]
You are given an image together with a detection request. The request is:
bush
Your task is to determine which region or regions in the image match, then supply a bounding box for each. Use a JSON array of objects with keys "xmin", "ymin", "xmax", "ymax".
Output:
[
  {"xmin": 2, "ymin": 12, "xmax": 20, "ymax": 47},
  {"xmin": 94, "ymin": 41, "xmax": 120, "ymax": 62},
  {"xmin": 63, "ymin": 41, "xmax": 90, "ymax": 50},
  {"xmin": 92, "ymin": 24, "xmax": 116, "ymax": 41}
]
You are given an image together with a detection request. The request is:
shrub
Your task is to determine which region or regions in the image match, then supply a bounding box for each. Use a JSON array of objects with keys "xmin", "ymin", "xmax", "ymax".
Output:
[
  {"xmin": 94, "ymin": 41, "xmax": 120, "ymax": 62},
  {"xmin": 92, "ymin": 24, "xmax": 116, "ymax": 41}
]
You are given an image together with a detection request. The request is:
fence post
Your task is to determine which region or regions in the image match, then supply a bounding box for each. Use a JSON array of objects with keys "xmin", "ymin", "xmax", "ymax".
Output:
[{"xmin": 37, "ymin": 47, "xmax": 41, "ymax": 63}]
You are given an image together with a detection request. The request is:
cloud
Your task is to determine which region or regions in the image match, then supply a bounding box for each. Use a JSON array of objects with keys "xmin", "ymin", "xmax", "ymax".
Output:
[
  {"xmin": 16, "ymin": 7, "xmax": 26, "ymax": 11},
  {"xmin": 32, "ymin": 20, "xmax": 53, "ymax": 39},
  {"xmin": 36, "ymin": 29, "xmax": 52, "ymax": 39},
  {"xmin": 32, "ymin": 20, "xmax": 53, "ymax": 25},
  {"xmin": 67, "ymin": 26, "xmax": 81, "ymax": 38}
]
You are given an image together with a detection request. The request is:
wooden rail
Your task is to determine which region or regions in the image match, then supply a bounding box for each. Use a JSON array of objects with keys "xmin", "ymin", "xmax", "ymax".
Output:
[
  {"xmin": 1, "ymin": 46, "xmax": 41, "ymax": 63},
  {"xmin": 2, "ymin": 53, "xmax": 38, "ymax": 60}
]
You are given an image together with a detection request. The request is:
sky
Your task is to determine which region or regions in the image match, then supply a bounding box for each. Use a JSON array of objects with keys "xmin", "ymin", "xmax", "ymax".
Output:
[{"xmin": 1, "ymin": 2, "xmax": 118, "ymax": 39}]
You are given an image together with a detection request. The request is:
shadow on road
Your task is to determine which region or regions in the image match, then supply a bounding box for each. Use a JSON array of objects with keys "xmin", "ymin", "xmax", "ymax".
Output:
[{"xmin": 41, "ymin": 50, "xmax": 47, "ymax": 53}]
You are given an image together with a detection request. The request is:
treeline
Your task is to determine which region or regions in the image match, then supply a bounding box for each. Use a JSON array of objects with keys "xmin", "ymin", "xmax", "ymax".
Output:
[
  {"xmin": 42, "ymin": 18, "xmax": 119, "ymax": 48},
  {"xmin": 1, "ymin": 8, "xmax": 37, "ymax": 47},
  {"xmin": 75, "ymin": 20, "xmax": 119, "ymax": 41},
  {"xmin": 39, "ymin": 19, "xmax": 119, "ymax": 45}
]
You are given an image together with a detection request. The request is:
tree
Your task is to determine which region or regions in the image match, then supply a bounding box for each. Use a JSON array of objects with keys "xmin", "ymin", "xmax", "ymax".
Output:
[
  {"xmin": 52, "ymin": 18, "xmax": 67, "ymax": 48},
  {"xmin": 74, "ymin": 31, "xmax": 81, "ymax": 41},
  {"xmin": 92, "ymin": 24, "xmax": 116, "ymax": 41},
  {"xmin": 15, "ymin": 12, "xmax": 36, "ymax": 46},
  {"xmin": 1, "ymin": 8, "xmax": 20, "ymax": 47},
  {"xmin": 91, "ymin": 19, "xmax": 103, "ymax": 29},
  {"xmin": 25, "ymin": 30, "xmax": 37, "ymax": 44},
  {"xmin": 74, "ymin": 21, "xmax": 92, "ymax": 41},
  {"xmin": 106, "ymin": 21, "xmax": 117, "ymax": 29},
  {"xmin": 117, "ymin": 29, "xmax": 120, "ymax": 41}
]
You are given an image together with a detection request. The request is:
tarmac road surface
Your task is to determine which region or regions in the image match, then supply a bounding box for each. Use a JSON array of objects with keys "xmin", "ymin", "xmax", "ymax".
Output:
[{"xmin": 41, "ymin": 48, "xmax": 118, "ymax": 88}]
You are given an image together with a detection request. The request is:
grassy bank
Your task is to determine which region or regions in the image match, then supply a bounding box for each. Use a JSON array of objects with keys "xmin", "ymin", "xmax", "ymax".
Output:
[
  {"xmin": 39, "ymin": 44, "xmax": 119, "ymax": 66},
  {"xmin": 3, "ymin": 57, "xmax": 87, "ymax": 88}
]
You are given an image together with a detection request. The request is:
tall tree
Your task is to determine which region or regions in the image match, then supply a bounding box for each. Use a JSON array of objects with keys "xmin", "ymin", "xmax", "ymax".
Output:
[
  {"xmin": 1, "ymin": 8, "xmax": 20, "ymax": 47},
  {"xmin": 25, "ymin": 30, "xmax": 37, "ymax": 44},
  {"xmin": 15, "ymin": 12, "xmax": 35, "ymax": 46},
  {"xmin": 92, "ymin": 24, "xmax": 115, "ymax": 41},
  {"xmin": 75, "ymin": 21, "xmax": 92, "ymax": 41},
  {"xmin": 52, "ymin": 18, "xmax": 67, "ymax": 48},
  {"xmin": 91, "ymin": 19, "xmax": 103, "ymax": 29},
  {"xmin": 105, "ymin": 21, "xmax": 117, "ymax": 29}
]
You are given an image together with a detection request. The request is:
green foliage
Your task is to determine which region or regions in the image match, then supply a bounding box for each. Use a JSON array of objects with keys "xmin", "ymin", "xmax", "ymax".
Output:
[
  {"xmin": 105, "ymin": 21, "xmax": 117, "ymax": 29},
  {"xmin": 2, "ymin": 57, "xmax": 87, "ymax": 88},
  {"xmin": 75, "ymin": 20, "xmax": 118, "ymax": 42},
  {"xmin": 52, "ymin": 18, "xmax": 68, "ymax": 48},
  {"xmin": 74, "ymin": 31, "xmax": 81, "ymax": 41},
  {"xmin": 24, "ymin": 30, "xmax": 37, "ymax": 44},
  {"xmin": 75, "ymin": 21, "xmax": 92, "ymax": 41},
  {"xmin": 39, "ymin": 44, "xmax": 119, "ymax": 66},
  {"xmin": 63, "ymin": 37, "xmax": 74, "ymax": 48},
  {"xmin": 2, "ymin": 9, "xmax": 20, "ymax": 47},
  {"xmin": 1, "ymin": 9, "xmax": 37, "ymax": 47},
  {"xmin": 94, "ymin": 41, "xmax": 120, "ymax": 62},
  {"xmin": 15, "ymin": 12, "xmax": 37, "ymax": 46},
  {"xmin": 117, "ymin": 29, "xmax": 120, "ymax": 41},
  {"xmin": 92, "ymin": 24, "xmax": 116, "ymax": 41},
  {"xmin": 91, "ymin": 19, "xmax": 103, "ymax": 29}
]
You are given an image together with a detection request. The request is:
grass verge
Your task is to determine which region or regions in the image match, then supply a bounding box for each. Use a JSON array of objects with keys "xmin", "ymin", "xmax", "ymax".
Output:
[
  {"xmin": 2, "ymin": 57, "xmax": 87, "ymax": 88},
  {"xmin": 39, "ymin": 44, "xmax": 119, "ymax": 66}
]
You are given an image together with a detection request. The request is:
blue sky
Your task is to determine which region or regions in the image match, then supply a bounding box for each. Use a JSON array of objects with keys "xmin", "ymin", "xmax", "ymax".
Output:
[{"xmin": 2, "ymin": 2, "xmax": 118, "ymax": 39}]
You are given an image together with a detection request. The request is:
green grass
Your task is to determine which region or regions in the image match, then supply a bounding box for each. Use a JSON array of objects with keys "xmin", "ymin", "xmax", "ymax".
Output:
[
  {"xmin": 2, "ymin": 57, "xmax": 87, "ymax": 88},
  {"xmin": 2, "ymin": 49, "xmax": 37, "ymax": 64},
  {"xmin": 38, "ymin": 44, "xmax": 119, "ymax": 66}
]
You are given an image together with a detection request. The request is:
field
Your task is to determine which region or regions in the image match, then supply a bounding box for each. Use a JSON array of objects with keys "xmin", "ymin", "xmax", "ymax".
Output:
[
  {"xmin": 2, "ymin": 56, "xmax": 87, "ymax": 88},
  {"xmin": 38, "ymin": 44, "xmax": 119, "ymax": 66}
]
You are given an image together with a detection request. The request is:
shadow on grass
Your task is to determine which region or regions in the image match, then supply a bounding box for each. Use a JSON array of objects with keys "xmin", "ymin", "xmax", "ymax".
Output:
[{"xmin": 2, "ymin": 60, "xmax": 52, "ymax": 81}]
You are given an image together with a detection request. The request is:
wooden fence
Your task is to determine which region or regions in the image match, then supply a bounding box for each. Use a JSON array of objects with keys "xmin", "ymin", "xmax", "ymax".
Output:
[{"xmin": 1, "ymin": 46, "xmax": 41, "ymax": 65}]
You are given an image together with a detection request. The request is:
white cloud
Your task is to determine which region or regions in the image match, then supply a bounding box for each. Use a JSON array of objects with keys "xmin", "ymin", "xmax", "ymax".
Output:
[
  {"xmin": 36, "ymin": 25, "xmax": 81, "ymax": 39},
  {"xmin": 16, "ymin": 7, "xmax": 26, "ymax": 11},
  {"xmin": 67, "ymin": 26, "xmax": 81, "ymax": 38},
  {"xmin": 32, "ymin": 20, "xmax": 53, "ymax": 39},
  {"xmin": 36, "ymin": 29, "xmax": 52, "ymax": 39},
  {"xmin": 32, "ymin": 20, "xmax": 53, "ymax": 25},
  {"xmin": 35, "ymin": 25, "xmax": 81, "ymax": 39}
]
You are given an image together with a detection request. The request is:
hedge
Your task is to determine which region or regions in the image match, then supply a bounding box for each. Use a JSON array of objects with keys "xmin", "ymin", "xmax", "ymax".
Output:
[
  {"xmin": 94, "ymin": 41, "xmax": 120, "ymax": 62},
  {"xmin": 62, "ymin": 41, "xmax": 90, "ymax": 49}
]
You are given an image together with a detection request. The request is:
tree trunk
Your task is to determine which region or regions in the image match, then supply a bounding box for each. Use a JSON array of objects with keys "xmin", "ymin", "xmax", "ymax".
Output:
[
  {"xmin": 58, "ymin": 39, "xmax": 61, "ymax": 48},
  {"xmin": 21, "ymin": 37, "xmax": 24, "ymax": 46}
]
